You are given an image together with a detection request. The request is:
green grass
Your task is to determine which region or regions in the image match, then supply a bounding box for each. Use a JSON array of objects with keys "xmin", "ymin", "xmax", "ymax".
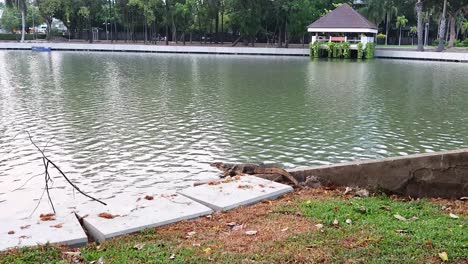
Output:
[
  {"xmin": 300, "ymin": 196, "xmax": 467, "ymax": 263},
  {"xmin": 0, "ymin": 244, "xmax": 62, "ymax": 264}
]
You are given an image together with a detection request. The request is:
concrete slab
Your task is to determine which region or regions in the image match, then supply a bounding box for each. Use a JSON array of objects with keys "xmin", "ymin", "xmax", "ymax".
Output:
[
  {"xmin": 76, "ymin": 192, "xmax": 213, "ymax": 242},
  {"xmin": 0, "ymin": 212, "xmax": 87, "ymax": 251},
  {"xmin": 178, "ymin": 176, "xmax": 294, "ymax": 211}
]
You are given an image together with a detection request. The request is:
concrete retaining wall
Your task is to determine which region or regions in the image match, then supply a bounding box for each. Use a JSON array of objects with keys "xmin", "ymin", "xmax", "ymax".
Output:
[
  {"xmin": 0, "ymin": 42, "xmax": 309, "ymax": 56},
  {"xmin": 289, "ymin": 149, "xmax": 468, "ymax": 198},
  {"xmin": 375, "ymin": 49, "xmax": 468, "ymax": 62}
]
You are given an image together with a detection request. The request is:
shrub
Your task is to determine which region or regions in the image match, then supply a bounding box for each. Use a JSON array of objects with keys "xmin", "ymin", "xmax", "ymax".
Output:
[
  {"xmin": 365, "ymin": 42, "xmax": 375, "ymax": 59},
  {"xmin": 357, "ymin": 42, "xmax": 363, "ymax": 59},
  {"xmin": 0, "ymin": 33, "xmax": 46, "ymax": 41}
]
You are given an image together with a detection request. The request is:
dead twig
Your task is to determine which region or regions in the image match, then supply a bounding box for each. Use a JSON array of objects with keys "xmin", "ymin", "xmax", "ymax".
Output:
[{"xmin": 26, "ymin": 131, "xmax": 106, "ymax": 215}]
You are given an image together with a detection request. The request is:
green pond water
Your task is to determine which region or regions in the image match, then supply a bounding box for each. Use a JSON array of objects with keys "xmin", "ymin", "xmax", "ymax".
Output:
[{"xmin": 0, "ymin": 51, "xmax": 467, "ymax": 198}]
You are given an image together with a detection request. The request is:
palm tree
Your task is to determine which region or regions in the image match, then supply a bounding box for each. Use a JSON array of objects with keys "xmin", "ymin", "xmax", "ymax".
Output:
[
  {"xmin": 5, "ymin": 0, "xmax": 27, "ymax": 42},
  {"xmin": 396, "ymin": 15, "xmax": 408, "ymax": 46},
  {"xmin": 410, "ymin": 26, "xmax": 417, "ymax": 45},
  {"xmin": 415, "ymin": 0, "xmax": 424, "ymax": 51}
]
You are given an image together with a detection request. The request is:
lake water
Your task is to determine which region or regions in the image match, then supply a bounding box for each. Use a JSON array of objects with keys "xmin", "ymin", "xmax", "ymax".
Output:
[{"xmin": 0, "ymin": 51, "xmax": 467, "ymax": 204}]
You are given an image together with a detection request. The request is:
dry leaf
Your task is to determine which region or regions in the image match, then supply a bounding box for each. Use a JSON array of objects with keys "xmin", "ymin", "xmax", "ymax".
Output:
[
  {"xmin": 169, "ymin": 253, "xmax": 176, "ymax": 259},
  {"xmin": 394, "ymin": 214, "xmax": 407, "ymax": 221},
  {"xmin": 232, "ymin": 224, "xmax": 244, "ymax": 231},
  {"xmin": 133, "ymin": 244, "xmax": 145, "ymax": 250},
  {"xmin": 40, "ymin": 213, "xmax": 56, "ymax": 221},
  {"xmin": 345, "ymin": 219, "xmax": 352, "ymax": 225},
  {"xmin": 438, "ymin": 252, "xmax": 448, "ymax": 262},
  {"xmin": 203, "ymin": 247, "xmax": 212, "ymax": 255},
  {"xmin": 7, "ymin": 230, "xmax": 15, "ymax": 235},
  {"xmin": 281, "ymin": 227, "xmax": 289, "ymax": 232},
  {"xmin": 63, "ymin": 251, "xmax": 81, "ymax": 257},
  {"xmin": 333, "ymin": 219, "xmax": 339, "ymax": 226},
  {"xmin": 50, "ymin": 223, "xmax": 64, "ymax": 228},
  {"xmin": 238, "ymin": 184, "xmax": 253, "ymax": 190},
  {"xmin": 144, "ymin": 195, "xmax": 154, "ymax": 200},
  {"xmin": 186, "ymin": 231, "xmax": 196, "ymax": 238},
  {"xmin": 344, "ymin": 187, "xmax": 352, "ymax": 195},
  {"xmin": 395, "ymin": 229, "xmax": 408, "ymax": 234},
  {"xmin": 245, "ymin": 230, "xmax": 258, "ymax": 236},
  {"xmin": 226, "ymin": 222, "xmax": 237, "ymax": 227},
  {"xmin": 315, "ymin": 224, "xmax": 324, "ymax": 229},
  {"xmin": 380, "ymin": 206, "xmax": 391, "ymax": 211},
  {"xmin": 20, "ymin": 225, "xmax": 31, "ymax": 230},
  {"xmin": 98, "ymin": 213, "xmax": 120, "ymax": 219},
  {"xmin": 449, "ymin": 213, "xmax": 459, "ymax": 219}
]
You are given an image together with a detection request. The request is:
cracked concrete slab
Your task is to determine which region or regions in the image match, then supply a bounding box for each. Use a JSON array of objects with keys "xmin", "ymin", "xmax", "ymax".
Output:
[
  {"xmin": 178, "ymin": 176, "xmax": 294, "ymax": 211},
  {"xmin": 75, "ymin": 192, "xmax": 213, "ymax": 242}
]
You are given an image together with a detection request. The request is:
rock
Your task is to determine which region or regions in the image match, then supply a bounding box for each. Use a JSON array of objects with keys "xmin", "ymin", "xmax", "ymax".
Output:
[
  {"xmin": 355, "ymin": 189, "xmax": 369, "ymax": 197},
  {"xmin": 304, "ymin": 176, "xmax": 322, "ymax": 188}
]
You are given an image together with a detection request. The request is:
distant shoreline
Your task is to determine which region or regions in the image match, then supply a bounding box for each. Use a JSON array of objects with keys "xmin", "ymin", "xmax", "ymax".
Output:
[{"xmin": 0, "ymin": 42, "xmax": 466, "ymax": 62}]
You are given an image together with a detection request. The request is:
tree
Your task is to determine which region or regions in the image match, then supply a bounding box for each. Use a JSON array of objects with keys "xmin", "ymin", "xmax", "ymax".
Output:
[
  {"xmin": 0, "ymin": 6, "xmax": 21, "ymax": 33},
  {"xmin": 6, "ymin": 0, "xmax": 27, "ymax": 42},
  {"xmin": 410, "ymin": 25, "xmax": 417, "ymax": 45},
  {"xmin": 436, "ymin": 0, "xmax": 448, "ymax": 51},
  {"xmin": 415, "ymin": 0, "xmax": 424, "ymax": 51},
  {"xmin": 446, "ymin": 0, "xmax": 468, "ymax": 48},
  {"xmin": 396, "ymin": 15, "xmax": 408, "ymax": 46},
  {"xmin": 37, "ymin": 0, "xmax": 64, "ymax": 40},
  {"xmin": 462, "ymin": 19, "xmax": 468, "ymax": 39}
]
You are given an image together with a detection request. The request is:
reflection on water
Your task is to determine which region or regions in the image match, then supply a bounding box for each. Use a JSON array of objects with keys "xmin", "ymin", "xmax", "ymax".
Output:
[{"xmin": 0, "ymin": 51, "xmax": 467, "ymax": 206}]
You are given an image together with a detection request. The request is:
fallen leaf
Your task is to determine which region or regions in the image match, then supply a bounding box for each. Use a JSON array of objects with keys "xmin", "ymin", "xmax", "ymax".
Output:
[
  {"xmin": 245, "ymin": 230, "xmax": 258, "ymax": 236},
  {"xmin": 358, "ymin": 206, "xmax": 367, "ymax": 213},
  {"xmin": 226, "ymin": 222, "xmax": 237, "ymax": 227},
  {"xmin": 169, "ymin": 253, "xmax": 176, "ymax": 259},
  {"xmin": 355, "ymin": 189, "xmax": 369, "ymax": 197},
  {"xmin": 281, "ymin": 227, "xmax": 289, "ymax": 232},
  {"xmin": 449, "ymin": 213, "xmax": 459, "ymax": 219},
  {"xmin": 19, "ymin": 235, "xmax": 30, "ymax": 239},
  {"xmin": 98, "ymin": 213, "xmax": 120, "ymax": 219},
  {"xmin": 345, "ymin": 219, "xmax": 352, "ymax": 225},
  {"xmin": 186, "ymin": 231, "xmax": 196, "ymax": 238},
  {"xmin": 20, "ymin": 225, "xmax": 31, "ymax": 230},
  {"xmin": 460, "ymin": 197, "xmax": 468, "ymax": 201},
  {"xmin": 133, "ymin": 244, "xmax": 145, "ymax": 250},
  {"xmin": 40, "ymin": 213, "xmax": 56, "ymax": 221},
  {"xmin": 380, "ymin": 206, "xmax": 391, "ymax": 211},
  {"xmin": 192, "ymin": 243, "xmax": 201, "ymax": 247},
  {"xmin": 63, "ymin": 251, "xmax": 81, "ymax": 257},
  {"xmin": 50, "ymin": 223, "xmax": 64, "ymax": 228},
  {"xmin": 438, "ymin": 252, "xmax": 448, "ymax": 262},
  {"xmin": 333, "ymin": 219, "xmax": 339, "ymax": 226},
  {"xmin": 305, "ymin": 200, "xmax": 312, "ymax": 205},
  {"xmin": 7, "ymin": 230, "xmax": 15, "ymax": 235},
  {"xmin": 395, "ymin": 229, "xmax": 408, "ymax": 234},
  {"xmin": 203, "ymin": 247, "xmax": 212, "ymax": 255},
  {"xmin": 394, "ymin": 214, "xmax": 407, "ymax": 221},
  {"xmin": 98, "ymin": 257, "xmax": 104, "ymax": 264},
  {"xmin": 232, "ymin": 224, "xmax": 244, "ymax": 231},
  {"xmin": 344, "ymin": 187, "xmax": 352, "ymax": 195},
  {"xmin": 315, "ymin": 224, "xmax": 324, "ymax": 229},
  {"xmin": 409, "ymin": 216, "xmax": 419, "ymax": 221},
  {"xmin": 144, "ymin": 195, "xmax": 154, "ymax": 200},
  {"xmin": 238, "ymin": 184, "xmax": 253, "ymax": 190}
]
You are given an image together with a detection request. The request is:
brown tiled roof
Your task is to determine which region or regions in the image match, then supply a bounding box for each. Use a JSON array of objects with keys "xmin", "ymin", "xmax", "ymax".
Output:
[{"xmin": 307, "ymin": 4, "xmax": 377, "ymax": 29}]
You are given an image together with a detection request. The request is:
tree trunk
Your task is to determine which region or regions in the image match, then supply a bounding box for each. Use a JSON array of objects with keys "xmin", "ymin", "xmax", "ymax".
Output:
[
  {"xmin": 215, "ymin": 9, "xmax": 219, "ymax": 43},
  {"xmin": 447, "ymin": 15, "xmax": 456, "ymax": 48},
  {"xmin": 46, "ymin": 18, "xmax": 52, "ymax": 41},
  {"xmin": 385, "ymin": 13, "xmax": 390, "ymax": 46},
  {"xmin": 231, "ymin": 35, "xmax": 242, "ymax": 47},
  {"xmin": 436, "ymin": 0, "xmax": 447, "ymax": 52},
  {"xmin": 399, "ymin": 26, "xmax": 402, "ymax": 46},
  {"xmin": 277, "ymin": 24, "xmax": 283, "ymax": 48},
  {"xmin": 220, "ymin": 8, "xmax": 224, "ymax": 44},
  {"xmin": 182, "ymin": 32, "xmax": 186, "ymax": 45},
  {"xmin": 20, "ymin": 8, "xmax": 26, "ymax": 43},
  {"xmin": 284, "ymin": 21, "xmax": 289, "ymax": 48},
  {"xmin": 416, "ymin": 0, "xmax": 424, "ymax": 51}
]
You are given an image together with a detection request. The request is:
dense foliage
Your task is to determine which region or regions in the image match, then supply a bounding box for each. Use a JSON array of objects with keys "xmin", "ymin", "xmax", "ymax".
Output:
[{"xmin": 0, "ymin": 0, "xmax": 466, "ymax": 47}]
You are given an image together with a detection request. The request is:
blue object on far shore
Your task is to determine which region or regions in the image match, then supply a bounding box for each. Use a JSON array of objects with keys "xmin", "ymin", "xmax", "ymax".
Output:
[{"xmin": 31, "ymin": 46, "xmax": 52, "ymax": 52}]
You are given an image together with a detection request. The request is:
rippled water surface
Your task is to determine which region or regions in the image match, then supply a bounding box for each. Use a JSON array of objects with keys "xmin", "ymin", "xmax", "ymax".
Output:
[{"xmin": 1, "ymin": 51, "xmax": 467, "ymax": 203}]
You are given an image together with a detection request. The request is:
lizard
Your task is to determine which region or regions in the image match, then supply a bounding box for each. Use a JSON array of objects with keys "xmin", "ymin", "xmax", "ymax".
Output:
[{"xmin": 210, "ymin": 162, "xmax": 300, "ymax": 186}]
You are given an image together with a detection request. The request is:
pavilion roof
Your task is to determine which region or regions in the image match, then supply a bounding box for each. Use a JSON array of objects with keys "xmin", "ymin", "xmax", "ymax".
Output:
[{"xmin": 307, "ymin": 4, "xmax": 377, "ymax": 33}]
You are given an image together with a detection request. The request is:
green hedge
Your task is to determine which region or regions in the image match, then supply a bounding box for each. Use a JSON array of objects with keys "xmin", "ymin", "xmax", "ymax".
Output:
[{"xmin": 0, "ymin": 34, "xmax": 47, "ymax": 41}]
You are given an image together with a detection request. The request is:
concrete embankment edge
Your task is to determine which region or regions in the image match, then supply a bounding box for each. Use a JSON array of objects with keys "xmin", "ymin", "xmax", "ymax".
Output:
[
  {"xmin": 289, "ymin": 149, "xmax": 468, "ymax": 198},
  {"xmin": 375, "ymin": 49, "xmax": 468, "ymax": 62},
  {"xmin": 1, "ymin": 43, "xmax": 467, "ymax": 62}
]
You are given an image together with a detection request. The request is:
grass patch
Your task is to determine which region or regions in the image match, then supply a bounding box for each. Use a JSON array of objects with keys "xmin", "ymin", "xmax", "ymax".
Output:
[
  {"xmin": 1, "ymin": 189, "xmax": 466, "ymax": 263},
  {"xmin": 300, "ymin": 195, "xmax": 467, "ymax": 263}
]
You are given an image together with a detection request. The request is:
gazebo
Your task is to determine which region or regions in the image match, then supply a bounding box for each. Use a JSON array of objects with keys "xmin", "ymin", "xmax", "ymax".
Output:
[{"xmin": 308, "ymin": 3, "xmax": 377, "ymax": 48}]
